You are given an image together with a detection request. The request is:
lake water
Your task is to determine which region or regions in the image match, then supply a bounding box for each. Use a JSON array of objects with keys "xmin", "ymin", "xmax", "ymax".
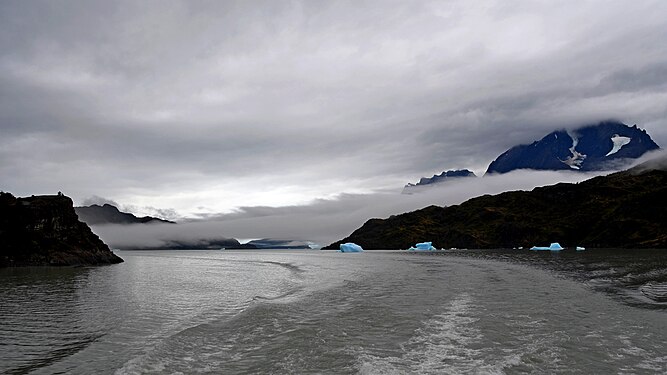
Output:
[{"xmin": 1, "ymin": 249, "xmax": 665, "ymax": 374}]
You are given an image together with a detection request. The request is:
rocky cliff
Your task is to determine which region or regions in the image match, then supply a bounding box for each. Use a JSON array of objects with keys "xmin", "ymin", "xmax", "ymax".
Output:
[{"xmin": 0, "ymin": 193, "xmax": 123, "ymax": 266}]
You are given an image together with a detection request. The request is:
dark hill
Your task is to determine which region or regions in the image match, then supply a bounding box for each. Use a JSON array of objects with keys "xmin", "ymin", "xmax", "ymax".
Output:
[
  {"xmin": 1, "ymin": 193, "xmax": 123, "ymax": 266},
  {"xmin": 75, "ymin": 204, "xmax": 175, "ymax": 225},
  {"xmin": 325, "ymin": 157, "xmax": 667, "ymax": 250}
]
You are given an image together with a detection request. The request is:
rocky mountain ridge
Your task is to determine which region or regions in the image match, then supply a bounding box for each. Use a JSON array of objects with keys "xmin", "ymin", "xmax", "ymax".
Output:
[
  {"xmin": 486, "ymin": 121, "xmax": 659, "ymax": 174},
  {"xmin": 75, "ymin": 204, "xmax": 176, "ymax": 225},
  {"xmin": 403, "ymin": 121, "xmax": 659, "ymax": 190},
  {"xmin": 403, "ymin": 169, "xmax": 476, "ymax": 193}
]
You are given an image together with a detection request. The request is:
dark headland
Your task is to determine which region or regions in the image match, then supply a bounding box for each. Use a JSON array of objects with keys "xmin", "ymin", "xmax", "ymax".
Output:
[
  {"xmin": 325, "ymin": 156, "xmax": 667, "ymax": 250},
  {"xmin": 0, "ymin": 192, "xmax": 123, "ymax": 266}
]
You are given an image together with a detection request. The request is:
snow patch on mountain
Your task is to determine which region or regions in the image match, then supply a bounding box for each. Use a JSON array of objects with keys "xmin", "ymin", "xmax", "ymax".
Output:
[
  {"xmin": 561, "ymin": 131, "xmax": 586, "ymax": 169},
  {"xmin": 606, "ymin": 134, "xmax": 631, "ymax": 156}
]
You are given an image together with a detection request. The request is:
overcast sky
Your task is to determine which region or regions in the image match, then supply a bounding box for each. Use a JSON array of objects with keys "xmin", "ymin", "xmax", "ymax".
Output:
[{"xmin": 2, "ymin": 0, "xmax": 667, "ymax": 219}]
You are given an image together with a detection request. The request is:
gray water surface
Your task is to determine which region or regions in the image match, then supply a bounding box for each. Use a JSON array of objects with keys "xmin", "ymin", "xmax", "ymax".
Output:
[{"xmin": 1, "ymin": 249, "xmax": 665, "ymax": 374}]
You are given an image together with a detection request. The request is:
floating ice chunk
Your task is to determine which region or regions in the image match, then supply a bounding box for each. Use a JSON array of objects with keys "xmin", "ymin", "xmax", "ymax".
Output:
[
  {"xmin": 408, "ymin": 241, "xmax": 437, "ymax": 251},
  {"xmin": 339, "ymin": 243, "xmax": 364, "ymax": 252},
  {"xmin": 530, "ymin": 242, "xmax": 564, "ymax": 251},
  {"xmin": 576, "ymin": 246, "xmax": 586, "ymax": 251},
  {"xmin": 605, "ymin": 134, "xmax": 631, "ymax": 156},
  {"xmin": 415, "ymin": 241, "xmax": 435, "ymax": 250}
]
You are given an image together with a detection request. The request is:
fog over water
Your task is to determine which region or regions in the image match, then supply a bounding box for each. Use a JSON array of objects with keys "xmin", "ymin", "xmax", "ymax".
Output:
[{"xmin": 92, "ymin": 168, "xmax": 614, "ymax": 248}]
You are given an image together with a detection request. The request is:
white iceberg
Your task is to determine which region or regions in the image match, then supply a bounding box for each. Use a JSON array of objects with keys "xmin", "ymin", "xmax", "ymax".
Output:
[
  {"xmin": 339, "ymin": 243, "xmax": 364, "ymax": 252},
  {"xmin": 408, "ymin": 241, "xmax": 437, "ymax": 251},
  {"xmin": 576, "ymin": 246, "xmax": 586, "ymax": 251},
  {"xmin": 530, "ymin": 242, "xmax": 564, "ymax": 251}
]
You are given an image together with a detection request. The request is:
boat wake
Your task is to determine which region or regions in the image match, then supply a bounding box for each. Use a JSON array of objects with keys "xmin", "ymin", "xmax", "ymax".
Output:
[{"xmin": 355, "ymin": 293, "xmax": 522, "ymax": 374}]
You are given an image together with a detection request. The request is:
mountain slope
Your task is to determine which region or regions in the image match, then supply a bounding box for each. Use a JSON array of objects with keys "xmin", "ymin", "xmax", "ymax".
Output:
[
  {"xmin": 75, "ymin": 204, "xmax": 175, "ymax": 225},
  {"xmin": 486, "ymin": 121, "xmax": 659, "ymax": 174},
  {"xmin": 325, "ymin": 157, "xmax": 667, "ymax": 250}
]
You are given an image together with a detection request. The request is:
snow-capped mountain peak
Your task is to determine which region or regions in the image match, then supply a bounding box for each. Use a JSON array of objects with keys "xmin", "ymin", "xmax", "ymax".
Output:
[{"xmin": 486, "ymin": 121, "xmax": 659, "ymax": 174}]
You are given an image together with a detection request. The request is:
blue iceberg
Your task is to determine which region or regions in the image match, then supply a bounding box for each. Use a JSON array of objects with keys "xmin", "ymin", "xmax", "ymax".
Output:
[
  {"xmin": 408, "ymin": 241, "xmax": 437, "ymax": 251},
  {"xmin": 339, "ymin": 243, "xmax": 364, "ymax": 252},
  {"xmin": 530, "ymin": 242, "xmax": 564, "ymax": 251}
]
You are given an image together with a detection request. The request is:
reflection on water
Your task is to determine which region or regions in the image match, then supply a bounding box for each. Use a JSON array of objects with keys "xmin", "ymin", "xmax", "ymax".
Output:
[{"xmin": 438, "ymin": 248, "xmax": 667, "ymax": 309}]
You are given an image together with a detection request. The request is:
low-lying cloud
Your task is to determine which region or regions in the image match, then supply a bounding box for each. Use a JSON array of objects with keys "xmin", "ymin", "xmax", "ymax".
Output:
[{"xmin": 93, "ymin": 168, "xmax": 614, "ymax": 249}]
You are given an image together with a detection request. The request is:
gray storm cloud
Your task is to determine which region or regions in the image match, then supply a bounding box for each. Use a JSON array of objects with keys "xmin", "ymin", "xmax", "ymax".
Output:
[{"xmin": 1, "ymin": 1, "xmax": 667, "ymax": 215}]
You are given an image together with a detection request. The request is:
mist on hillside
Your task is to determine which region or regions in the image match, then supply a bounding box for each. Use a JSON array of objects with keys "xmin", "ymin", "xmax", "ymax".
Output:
[{"xmin": 93, "ymin": 168, "xmax": 611, "ymax": 249}]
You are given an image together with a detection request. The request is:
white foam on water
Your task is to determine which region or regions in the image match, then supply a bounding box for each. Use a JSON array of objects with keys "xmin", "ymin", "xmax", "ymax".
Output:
[
  {"xmin": 353, "ymin": 292, "xmax": 580, "ymax": 375},
  {"xmin": 614, "ymin": 334, "xmax": 667, "ymax": 373},
  {"xmin": 636, "ymin": 355, "xmax": 667, "ymax": 372},
  {"xmin": 356, "ymin": 293, "xmax": 526, "ymax": 374},
  {"xmin": 115, "ymin": 357, "xmax": 166, "ymax": 375}
]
